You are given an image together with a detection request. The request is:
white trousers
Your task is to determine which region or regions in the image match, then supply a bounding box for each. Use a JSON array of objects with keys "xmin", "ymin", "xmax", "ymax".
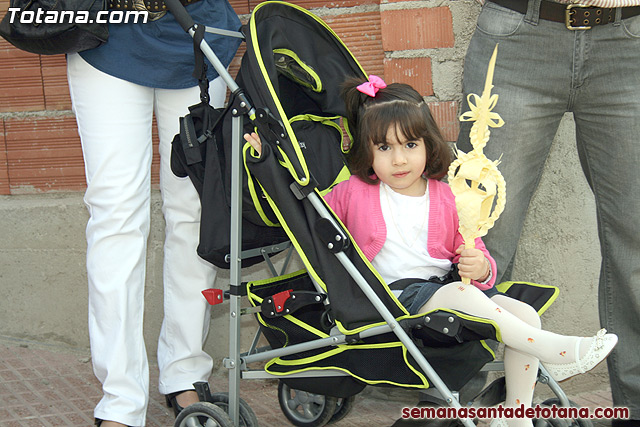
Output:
[{"xmin": 67, "ymin": 53, "xmax": 224, "ymax": 426}]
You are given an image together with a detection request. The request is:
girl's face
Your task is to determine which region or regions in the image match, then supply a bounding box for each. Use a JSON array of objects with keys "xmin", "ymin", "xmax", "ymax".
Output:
[{"xmin": 371, "ymin": 124, "xmax": 427, "ymax": 196}]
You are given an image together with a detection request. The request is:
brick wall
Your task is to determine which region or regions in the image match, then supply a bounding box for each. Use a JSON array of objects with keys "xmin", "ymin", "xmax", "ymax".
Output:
[{"xmin": 0, "ymin": 0, "xmax": 461, "ymax": 195}]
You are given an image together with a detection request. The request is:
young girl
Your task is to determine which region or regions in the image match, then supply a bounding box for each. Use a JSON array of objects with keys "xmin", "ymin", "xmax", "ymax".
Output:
[{"xmin": 245, "ymin": 76, "xmax": 617, "ymax": 427}]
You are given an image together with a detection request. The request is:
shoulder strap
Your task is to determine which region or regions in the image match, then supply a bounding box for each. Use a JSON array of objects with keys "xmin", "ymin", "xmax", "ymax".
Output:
[{"xmin": 192, "ymin": 24, "xmax": 209, "ymax": 104}]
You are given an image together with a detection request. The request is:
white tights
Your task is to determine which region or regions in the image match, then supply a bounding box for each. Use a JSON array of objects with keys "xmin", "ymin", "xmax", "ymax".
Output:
[{"xmin": 418, "ymin": 283, "xmax": 589, "ymax": 427}]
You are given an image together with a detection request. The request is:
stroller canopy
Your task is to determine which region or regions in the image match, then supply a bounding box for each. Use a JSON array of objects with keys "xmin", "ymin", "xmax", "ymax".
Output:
[{"xmin": 241, "ymin": 1, "xmax": 367, "ymax": 187}]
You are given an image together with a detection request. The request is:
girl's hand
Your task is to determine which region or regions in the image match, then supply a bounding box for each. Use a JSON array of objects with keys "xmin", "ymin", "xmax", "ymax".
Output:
[
  {"xmin": 456, "ymin": 245, "xmax": 490, "ymax": 282},
  {"xmin": 244, "ymin": 132, "xmax": 262, "ymax": 155}
]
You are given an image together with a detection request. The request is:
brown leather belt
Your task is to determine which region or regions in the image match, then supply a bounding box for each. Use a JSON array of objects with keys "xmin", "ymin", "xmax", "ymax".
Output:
[
  {"xmin": 489, "ymin": 0, "xmax": 640, "ymax": 29},
  {"xmin": 108, "ymin": 0, "xmax": 202, "ymax": 20}
]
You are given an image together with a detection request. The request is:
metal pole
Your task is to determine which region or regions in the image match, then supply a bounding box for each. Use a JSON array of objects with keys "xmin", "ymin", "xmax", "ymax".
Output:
[{"xmin": 227, "ymin": 112, "xmax": 244, "ymax": 426}]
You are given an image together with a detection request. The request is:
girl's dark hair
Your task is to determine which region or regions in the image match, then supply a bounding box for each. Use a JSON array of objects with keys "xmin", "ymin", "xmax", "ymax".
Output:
[{"xmin": 341, "ymin": 76, "xmax": 452, "ymax": 183}]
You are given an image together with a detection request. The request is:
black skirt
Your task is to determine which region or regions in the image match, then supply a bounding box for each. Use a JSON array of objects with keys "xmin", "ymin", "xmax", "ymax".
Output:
[{"xmin": 398, "ymin": 281, "xmax": 501, "ymax": 315}]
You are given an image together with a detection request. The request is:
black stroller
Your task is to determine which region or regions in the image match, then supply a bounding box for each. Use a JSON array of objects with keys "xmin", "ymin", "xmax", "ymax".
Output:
[{"xmin": 168, "ymin": 1, "xmax": 594, "ymax": 426}]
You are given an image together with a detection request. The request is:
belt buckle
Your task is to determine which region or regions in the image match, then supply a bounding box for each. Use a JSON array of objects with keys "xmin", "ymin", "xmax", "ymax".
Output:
[
  {"xmin": 566, "ymin": 4, "xmax": 592, "ymax": 30},
  {"xmin": 133, "ymin": 0, "xmax": 167, "ymax": 21}
]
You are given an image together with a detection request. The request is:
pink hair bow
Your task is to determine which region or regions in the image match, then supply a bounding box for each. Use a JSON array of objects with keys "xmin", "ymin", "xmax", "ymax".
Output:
[{"xmin": 357, "ymin": 75, "xmax": 387, "ymax": 97}]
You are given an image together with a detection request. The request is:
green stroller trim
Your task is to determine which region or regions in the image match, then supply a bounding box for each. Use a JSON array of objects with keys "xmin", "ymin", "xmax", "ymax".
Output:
[
  {"xmin": 287, "ymin": 114, "xmax": 351, "ymax": 196},
  {"xmin": 247, "ymin": 269, "xmax": 331, "ymax": 343},
  {"xmin": 243, "ymin": 142, "xmax": 281, "ymax": 227},
  {"xmin": 496, "ymin": 281, "xmax": 560, "ymax": 316},
  {"xmin": 265, "ymin": 342, "xmax": 432, "ymax": 389},
  {"xmin": 249, "ymin": 0, "xmax": 368, "ymax": 187},
  {"xmin": 247, "ymin": 271, "xmax": 559, "ymax": 392},
  {"xmin": 273, "ymin": 49, "xmax": 323, "ymax": 92},
  {"xmin": 247, "ymin": 270, "xmax": 544, "ymax": 391}
]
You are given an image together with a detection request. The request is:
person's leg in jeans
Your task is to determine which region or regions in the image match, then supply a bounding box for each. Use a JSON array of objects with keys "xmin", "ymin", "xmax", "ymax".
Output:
[
  {"xmin": 68, "ymin": 52, "xmax": 154, "ymax": 427},
  {"xmin": 457, "ymin": 1, "xmax": 570, "ymax": 284},
  {"xmin": 572, "ymin": 15, "xmax": 640, "ymax": 419},
  {"xmin": 456, "ymin": 2, "xmax": 598, "ymax": 414},
  {"xmin": 154, "ymin": 78, "xmax": 225, "ymax": 401}
]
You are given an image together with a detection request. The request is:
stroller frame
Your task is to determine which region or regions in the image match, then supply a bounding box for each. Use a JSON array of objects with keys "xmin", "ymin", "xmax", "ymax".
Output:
[{"xmin": 165, "ymin": 1, "xmax": 583, "ymax": 426}]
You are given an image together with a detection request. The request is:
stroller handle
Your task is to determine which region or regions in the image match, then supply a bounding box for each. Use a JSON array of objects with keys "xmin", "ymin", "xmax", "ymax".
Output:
[
  {"xmin": 164, "ymin": 0, "xmax": 247, "ymax": 98},
  {"xmin": 165, "ymin": 0, "xmax": 196, "ymax": 32}
]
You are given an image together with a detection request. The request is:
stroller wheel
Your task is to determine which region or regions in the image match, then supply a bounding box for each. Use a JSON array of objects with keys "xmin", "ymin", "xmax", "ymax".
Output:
[
  {"xmin": 327, "ymin": 395, "xmax": 356, "ymax": 424},
  {"xmin": 533, "ymin": 419, "xmax": 568, "ymax": 427},
  {"xmin": 278, "ymin": 381, "xmax": 338, "ymax": 427},
  {"xmin": 174, "ymin": 402, "xmax": 233, "ymax": 427},
  {"xmin": 533, "ymin": 398, "xmax": 594, "ymax": 427},
  {"xmin": 206, "ymin": 392, "xmax": 259, "ymax": 427}
]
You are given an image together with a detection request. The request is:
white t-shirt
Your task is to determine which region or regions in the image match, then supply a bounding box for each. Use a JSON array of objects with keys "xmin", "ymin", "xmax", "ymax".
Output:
[{"xmin": 372, "ymin": 181, "xmax": 452, "ymax": 286}]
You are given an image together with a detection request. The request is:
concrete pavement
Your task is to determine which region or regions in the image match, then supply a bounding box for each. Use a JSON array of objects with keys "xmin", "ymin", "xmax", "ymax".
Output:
[{"xmin": 0, "ymin": 336, "xmax": 617, "ymax": 427}]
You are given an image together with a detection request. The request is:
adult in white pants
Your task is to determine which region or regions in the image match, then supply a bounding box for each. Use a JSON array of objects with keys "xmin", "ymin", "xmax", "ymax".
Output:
[{"xmin": 67, "ymin": 53, "xmax": 225, "ymax": 426}]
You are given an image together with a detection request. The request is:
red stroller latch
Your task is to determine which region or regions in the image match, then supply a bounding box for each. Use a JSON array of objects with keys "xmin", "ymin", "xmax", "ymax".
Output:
[
  {"xmin": 270, "ymin": 289, "xmax": 293, "ymax": 313},
  {"xmin": 261, "ymin": 290, "xmax": 327, "ymax": 319},
  {"xmin": 202, "ymin": 288, "xmax": 224, "ymax": 305}
]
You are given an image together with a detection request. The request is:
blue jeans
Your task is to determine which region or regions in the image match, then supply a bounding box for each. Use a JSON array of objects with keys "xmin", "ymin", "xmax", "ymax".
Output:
[{"xmin": 458, "ymin": 1, "xmax": 640, "ymax": 416}]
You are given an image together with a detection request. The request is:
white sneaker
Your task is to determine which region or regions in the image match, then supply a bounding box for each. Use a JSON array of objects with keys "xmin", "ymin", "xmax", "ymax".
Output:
[{"xmin": 543, "ymin": 328, "xmax": 618, "ymax": 382}]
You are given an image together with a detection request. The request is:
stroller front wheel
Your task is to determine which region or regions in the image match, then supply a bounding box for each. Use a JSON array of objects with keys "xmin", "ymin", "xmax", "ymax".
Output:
[
  {"xmin": 174, "ymin": 402, "xmax": 233, "ymax": 427},
  {"xmin": 328, "ymin": 395, "xmax": 356, "ymax": 424},
  {"xmin": 206, "ymin": 392, "xmax": 259, "ymax": 427},
  {"xmin": 278, "ymin": 381, "xmax": 338, "ymax": 427}
]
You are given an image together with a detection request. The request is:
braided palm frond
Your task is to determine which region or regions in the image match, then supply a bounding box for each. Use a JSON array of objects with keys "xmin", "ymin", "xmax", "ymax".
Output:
[{"xmin": 448, "ymin": 44, "xmax": 506, "ymax": 284}]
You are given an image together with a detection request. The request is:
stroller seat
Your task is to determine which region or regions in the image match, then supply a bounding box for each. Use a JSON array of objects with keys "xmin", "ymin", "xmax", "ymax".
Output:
[{"xmin": 246, "ymin": 270, "xmax": 559, "ymax": 398}]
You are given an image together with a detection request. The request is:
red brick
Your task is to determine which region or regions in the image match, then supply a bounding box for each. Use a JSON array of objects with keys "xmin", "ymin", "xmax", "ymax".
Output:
[
  {"xmin": 322, "ymin": 11, "xmax": 384, "ymax": 78},
  {"xmin": 381, "ymin": 7, "xmax": 454, "ymax": 51},
  {"xmin": 4, "ymin": 115, "xmax": 86, "ymax": 193},
  {"xmin": 230, "ymin": 0, "xmax": 250, "ymax": 15},
  {"xmin": 428, "ymin": 100, "xmax": 459, "ymax": 142},
  {"xmin": 0, "ymin": 119, "xmax": 10, "ymax": 194},
  {"xmin": 383, "ymin": 57, "xmax": 433, "ymax": 96},
  {"xmin": 248, "ymin": 0, "xmax": 378, "ymax": 11},
  {"xmin": 41, "ymin": 55, "xmax": 71, "ymax": 111},
  {"xmin": 235, "ymin": 8, "xmax": 383, "ymax": 77},
  {"xmin": 0, "ymin": 39, "xmax": 45, "ymax": 112}
]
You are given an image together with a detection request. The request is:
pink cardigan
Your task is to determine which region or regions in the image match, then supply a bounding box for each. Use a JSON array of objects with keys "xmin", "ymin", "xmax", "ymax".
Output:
[{"xmin": 323, "ymin": 176, "xmax": 497, "ymax": 290}]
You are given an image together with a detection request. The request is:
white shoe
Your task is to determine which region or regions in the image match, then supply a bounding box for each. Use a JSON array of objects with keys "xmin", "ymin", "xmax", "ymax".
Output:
[
  {"xmin": 543, "ymin": 328, "xmax": 618, "ymax": 382},
  {"xmin": 490, "ymin": 418, "xmax": 508, "ymax": 427}
]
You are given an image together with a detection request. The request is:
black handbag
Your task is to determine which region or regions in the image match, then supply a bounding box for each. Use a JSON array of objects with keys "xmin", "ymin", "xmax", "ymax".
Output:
[
  {"xmin": 169, "ymin": 26, "xmax": 288, "ymax": 269},
  {"xmin": 0, "ymin": 0, "xmax": 109, "ymax": 55},
  {"xmin": 170, "ymin": 99, "xmax": 289, "ymax": 269}
]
